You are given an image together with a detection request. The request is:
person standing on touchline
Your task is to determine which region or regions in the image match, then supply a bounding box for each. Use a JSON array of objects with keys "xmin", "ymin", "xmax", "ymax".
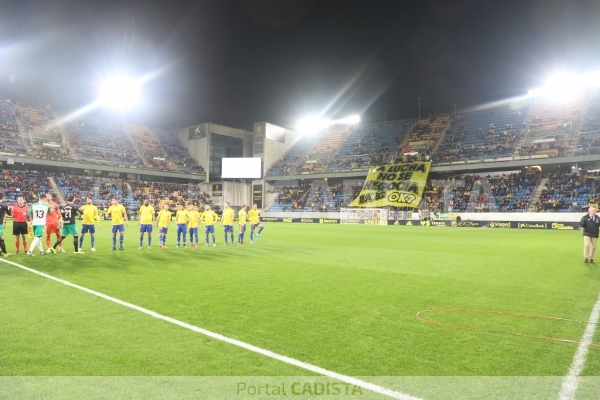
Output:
[{"xmin": 580, "ymin": 206, "xmax": 600, "ymax": 263}]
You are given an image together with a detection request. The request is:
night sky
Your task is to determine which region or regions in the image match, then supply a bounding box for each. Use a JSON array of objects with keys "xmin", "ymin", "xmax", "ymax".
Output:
[{"xmin": 0, "ymin": 0, "xmax": 599, "ymax": 130}]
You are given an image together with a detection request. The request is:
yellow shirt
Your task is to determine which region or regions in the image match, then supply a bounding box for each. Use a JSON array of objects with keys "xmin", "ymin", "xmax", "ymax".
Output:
[
  {"xmin": 175, "ymin": 209, "xmax": 190, "ymax": 224},
  {"xmin": 138, "ymin": 205, "xmax": 155, "ymax": 224},
  {"xmin": 81, "ymin": 204, "xmax": 99, "ymax": 225},
  {"xmin": 107, "ymin": 204, "xmax": 126, "ymax": 225},
  {"xmin": 188, "ymin": 210, "xmax": 201, "ymax": 228},
  {"xmin": 157, "ymin": 210, "xmax": 172, "ymax": 228},
  {"xmin": 221, "ymin": 208, "xmax": 235, "ymax": 225},
  {"xmin": 248, "ymin": 209, "xmax": 260, "ymax": 224},
  {"xmin": 200, "ymin": 210, "xmax": 218, "ymax": 226},
  {"xmin": 238, "ymin": 209, "xmax": 247, "ymax": 224}
]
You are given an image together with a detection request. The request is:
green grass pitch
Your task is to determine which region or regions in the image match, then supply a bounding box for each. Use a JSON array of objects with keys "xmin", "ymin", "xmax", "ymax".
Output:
[{"xmin": 2, "ymin": 222, "xmax": 600, "ymax": 384}]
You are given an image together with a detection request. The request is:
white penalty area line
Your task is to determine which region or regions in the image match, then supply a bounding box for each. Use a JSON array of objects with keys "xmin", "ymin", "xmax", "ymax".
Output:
[
  {"xmin": 558, "ymin": 291, "xmax": 600, "ymax": 400},
  {"xmin": 0, "ymin": 258, "xmax": 420, "ymax": 400}
]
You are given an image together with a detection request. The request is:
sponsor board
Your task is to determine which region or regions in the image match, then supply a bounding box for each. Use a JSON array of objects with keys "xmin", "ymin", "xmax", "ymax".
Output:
[
  {"xmin": 256, "ymin": 218, "xmax": 580, "ymax": 231},
  {"xmin": 342, "ymin": 219, "xmax": 381, "ymax": 224},
  {"xmin": 450, "ymin": 221, "xmax": 482, "ymax": 227},
  {"xmin": 489, "ymin": 222, "xmax": 511, "ymax": 228},
  {"xmin": 552, "ymin": 222, "xmax": 575, "ymax": 230},
  {"xmin": 319, "ymin": 219, "xmax": 338, "ymax": 224},
  {"xmin": 518, "ymin": 223, "xmax": 547, "ymax": 229},
  {"xmin": 430, "ymin": 221, "xmax": 447, "ymax": 227}
]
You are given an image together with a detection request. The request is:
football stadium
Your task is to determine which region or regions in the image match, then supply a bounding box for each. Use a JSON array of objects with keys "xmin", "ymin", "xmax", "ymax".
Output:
[{"xmin": 2, "ymin": 1, "xmax": 600, "ymax": 399}]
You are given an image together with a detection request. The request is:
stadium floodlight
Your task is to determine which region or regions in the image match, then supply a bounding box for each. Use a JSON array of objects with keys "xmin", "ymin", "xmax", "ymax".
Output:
[
  {"xmin": 528, "ymin": 70, "xmax": 600, "ymax": 100},
  {"xmin": 98, "ymin": 75, "xmax": 141, "ymax": 109},
  {"xmin": 583, "ymin": 71, "xmax": 600, "ymax": 88},
  {"xmin": 297, "ymin": 114, "xmax": 361, "ymax": 135},
  {"xmin": 336, "ymin": 115, "xmax": 360, "ymax": 125},
  {"xmin": 542, "ymin": 72, "xmax": 581, "ymax": 100},
  {"xmin": 296, "ymin": 116, "xmax": 330, "ymax": 135}
]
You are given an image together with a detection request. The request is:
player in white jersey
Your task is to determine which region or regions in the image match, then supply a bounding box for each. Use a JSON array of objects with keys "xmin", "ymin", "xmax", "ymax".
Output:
[{"xmin": 26, "ymin": 194, "xmax": 51, "ymax": 256}]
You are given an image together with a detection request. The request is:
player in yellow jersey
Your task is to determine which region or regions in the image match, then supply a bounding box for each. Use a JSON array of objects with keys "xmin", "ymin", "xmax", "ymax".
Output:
[
  {"xmin": 187, "ymin": 204, "xmax": 201, "ymax": 247},
  {"xmin": 200, "ymin": 204, "xmax": 218, "ymax": 246},
  {"xmin": 138, "ymin": 199, "xmax": 155, "ymax": 250},
  {"xmin": 155, "ymin": 203, "xmax": 172, "ymax": 248},
  {"xmin": 175, "ymin": 203, "xmax": 190, "ymax": 248},
  {"xmin": 248, "ymin": 203, "xmax": 264, "ymax": 244},
  {"xmin": 79, "ymin": 196, "xmax": 101, "ymax": 252},
  {"xmin": 106, "ymin": 198, "xmax": 129, "ymax": 250},
  {"xmin": 220, "ymin": 202, "xmax": 235, "ymax": 246},
  {"xmin": 237, "ymin": 204, "xmax": 248, "ymax": 244}
]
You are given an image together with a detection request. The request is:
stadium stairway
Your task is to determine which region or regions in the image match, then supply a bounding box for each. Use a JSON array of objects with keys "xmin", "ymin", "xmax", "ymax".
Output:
[
  {"xmin": 48, "ymin": 176, "xmax": 66, "ymax": 204},
  {"xmin": 396, "ymin": 121, "xmax": 418, "ymax": 151},
  {"xmin": 565, "ymin": 94, "xmax": 593, "ymax": 156},
  {"xmin": 124, "ymin": 124, "xmax": 148, "ymax": 164},
  {"xmin": 526, "ymin": 176, "xmax": 548, "ymax": 212},
  {"xmin": 53, "ymin": 110, "xmax": 75, "ymax": 155},
  {"xmin": 429, "ymin": 119, "xmax": 453, "ymax": 156},
  {"xmin": 14, "ymin": 110, "xmax": 34, "ymax": 155}
]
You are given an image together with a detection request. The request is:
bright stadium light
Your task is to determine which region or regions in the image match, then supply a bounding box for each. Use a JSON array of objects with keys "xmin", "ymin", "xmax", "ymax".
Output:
[
  {"xmin": 528, "ymin": 70, "xmax": 600, "ymax": 101},
  {"xmin": 296, "ymin": 114, "xmax": 361, "ymax": 135},
  {"xmin": 98, "ymin": 75, "xmax": 141, "ymax": 109},
  {"xmin": 336, "ymin": 115, "xmax": 360, "ymax": 124},
  {"xmin": 296, "ymin": 116, "xmax": 330, "ymax": 135},
  {"xmin": 583, "ymin": 70, "xmax": 600, "ymax": 88},
  {"xmin": 542, "ymin": 72, "xmax": 581, "ymax": 99}
]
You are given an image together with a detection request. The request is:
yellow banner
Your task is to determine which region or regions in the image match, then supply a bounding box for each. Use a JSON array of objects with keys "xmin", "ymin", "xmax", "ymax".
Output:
[{"xmin": 349, "ymin": 162, "xmax": 431, "ymax": 208}]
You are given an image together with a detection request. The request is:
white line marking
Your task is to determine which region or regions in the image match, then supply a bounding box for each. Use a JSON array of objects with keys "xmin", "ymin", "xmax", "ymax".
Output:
[
  {"xmin": 558, "ymin": 292, "xmax": 600, "ymax": 400},
  {"xmin": 0, "ymin": 258, "xmax": 419, "ymax": 400}
]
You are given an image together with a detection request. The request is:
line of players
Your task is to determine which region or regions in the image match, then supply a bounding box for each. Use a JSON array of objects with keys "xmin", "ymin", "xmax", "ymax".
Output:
[
  {"xmin": 142, "ymin": 200, "xmax": 264, "ymax": 249},
  {"xmin": 0, "ymin": 191, "xmax": 265, "ymax": 256}
]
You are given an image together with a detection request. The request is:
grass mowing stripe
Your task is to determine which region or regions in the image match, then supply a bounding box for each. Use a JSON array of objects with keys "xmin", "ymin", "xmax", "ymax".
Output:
[
  {"xmin": 558, "ymin": 292, "xmax": 600, "ymax": 400},
  {"xmin": 0, "ymin": 257, "xmax": 420, "ymax": 400}
]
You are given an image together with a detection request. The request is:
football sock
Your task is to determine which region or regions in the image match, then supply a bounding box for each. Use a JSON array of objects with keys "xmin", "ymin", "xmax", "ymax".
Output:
[
  {"xmin": 119, "ymin": 235, "xmax": 124, "ymax": 247},
  {"xmin": 224, "ymin": 235, "xmax": 228, "ymax": 244},
  {"xmin": 46, "ymin": 234, "xmax": 51, "ymax": 248},
  {"xmin": 148, "ymin": 236, "xmax": 152, "ymax": 246},
  {"xmin": 112, "ymin": 236, "xmax": 116, "ymax": 248},
  {"xmin": 29, "ymin": 237, "xmax": 39, "ymax": 253},
  {"xmin": 205, "ymin": 235, "xmax": 209, "ymax": 245},
  {"xmin": 53, "ymin": 236, "xmax": 66, "ymax": 249},
  {"xmin": 139, "ymin": 235, "xmax": 143, "ymax": 246},
  {"xmin": 91, "ymin": 236, "xmax": 95, "ymax": 248},
  {"xmin": 79, "ymin": 235, "xmax": 84, "ymax": 248},
  {"xmin": 0, "ymin": 239, "xmax": 6, "ymax": 254},
  {"xmin": 230, "ymin": 234, "xmax": 234, "ymax": 243},
  {"xmin": 73, "ymin": 236, "xmax": 79, "ymax": 252},
  {"xmin": 258, "ymin": 227, "xmax": 264, "ymax": 235},
  {"xmin": 15, "ymin": 239, "xmax": 19, "ymax": 252},
  {"xmin": 23, "ymin": 240, "xmax": 28, "ymax": 250},
  {"xmin": 212, "ymin": 235, "xmax": 215, "ymax": 244}
]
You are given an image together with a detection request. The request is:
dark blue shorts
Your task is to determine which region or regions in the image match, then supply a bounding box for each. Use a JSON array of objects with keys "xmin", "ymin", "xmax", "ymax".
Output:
[
  {"xmin": 112, "ymin": 224, "xmax": 124, "ymax": 234},
  {"xmin": 223, "ymin": 225, "xmax": 234, "ymax": 233},
  {"xmin": 205, "ymin": 225, "xmax": 215, "ymax": 234},
  {"xmin": 139, "ymin": 224, "xmax": 153, "ymax": 233},
  {"xmin": 81, "ymin": 224, "xmax": 95, "ymax": 234}
]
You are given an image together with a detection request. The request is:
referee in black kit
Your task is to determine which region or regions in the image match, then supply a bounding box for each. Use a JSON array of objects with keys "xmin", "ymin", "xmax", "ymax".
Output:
[{"xmin": 580, "ymin": 207, "xmax": 600, "ymax": 263}]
